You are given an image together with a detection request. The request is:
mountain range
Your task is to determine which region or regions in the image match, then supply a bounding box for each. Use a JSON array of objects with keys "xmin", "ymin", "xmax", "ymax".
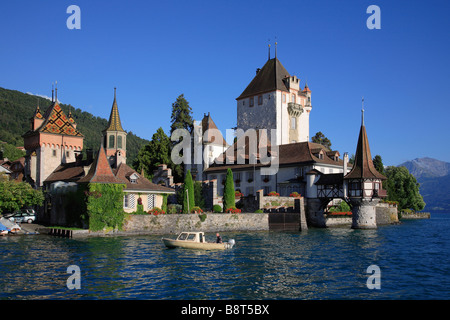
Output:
[{"xmin": 398, "ymin": 157, "xmax": 450, "ymax": 212}]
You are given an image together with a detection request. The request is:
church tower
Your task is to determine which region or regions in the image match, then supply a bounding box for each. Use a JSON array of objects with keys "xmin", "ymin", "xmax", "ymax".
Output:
[
  {"xmin": 102, "ymin": 88, "xmax": 127, "ymax": 168},
  {"xmin": 236, "ymin": 48, "xmax": 312, "ymax": 146}
]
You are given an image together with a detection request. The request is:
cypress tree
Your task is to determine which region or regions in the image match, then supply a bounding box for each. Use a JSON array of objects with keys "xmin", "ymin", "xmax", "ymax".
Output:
[
  {"xmin": 223, "ymin": 168, "xmax": 235, "ymax": 212},
  {"xmin": 182, "ymin": 170, "xmax": 195, "ymax": 213}
]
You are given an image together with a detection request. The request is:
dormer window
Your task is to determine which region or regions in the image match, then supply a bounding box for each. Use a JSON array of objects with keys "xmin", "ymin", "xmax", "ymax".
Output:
[{"xmin": 129, "ymin": 172, "xmax": 139, "ymax": 184}]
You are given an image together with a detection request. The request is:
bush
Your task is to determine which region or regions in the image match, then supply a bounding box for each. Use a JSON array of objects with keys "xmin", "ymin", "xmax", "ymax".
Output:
[
  {"xmin": 213, "ymin": 204, "xmax": 222, "ymax": 213},
  {"xmin": 235, "ymin": 190, "xmax": 243, "ymax": 197},
  {"xmin": 167, "ymin": 204, "xmax": 182, "ymax": 214},
  {"xmin": 225, "ymin": 207, "xmax": 241, "ymax": 214},
  {"xmin": 289, "ymin": 192, "xmax": 301, "ymax": 197},
  {"xmin": 191, "ymin": 206, "xmax": 203, "ymax": 213},
  {"xmin": 148, "ymin": 207, "xmax": 165, "ymax": 215},
  {"xmin": 254, "ymin": 209, "xmax": 263, "ymax": 213},
  {"xmin": 267, "ymin": 191, "xmax": 279, "ymax": 196}
]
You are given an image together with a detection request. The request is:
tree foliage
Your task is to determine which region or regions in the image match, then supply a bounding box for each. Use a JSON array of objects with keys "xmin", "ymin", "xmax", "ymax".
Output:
[
  {"xmin": 373, "ymin": 155, "xmax": 385, "ymax": 175},
  {"xmin": 0, "ymin": 173, "xmax": 44, "ymax": 214},
  {"xmin": 222, "ymin": 168, "xmax": 235, "ymax": 212},
  {"xmin": 385, "ymin": 166, "xmax": 426, "ymax": 212},
  {"xmin": 133, "ymin": 127, "xmax": 172, "ymax": 179},
  {"xmin": 182, "ymin": 170, "xmax": 195, "ymax": 213},
  {"xmin": 170, "ymin": 94, "xmax": 194, "ymax": 136},
  {"xmin": 311, "ymin": 131, "xmax": 332, "ymax": 149}
]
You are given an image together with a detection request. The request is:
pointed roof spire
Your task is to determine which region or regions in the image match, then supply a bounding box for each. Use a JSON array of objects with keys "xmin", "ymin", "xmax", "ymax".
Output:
[
  {"xmin": 52, "ymin": 83, "xmax": 54, "ymax": 102},
  {"xmin": 104, "ymin": 87, "xmax": 125, "ymax": 132},
  {"xmin": 268, "ymin": 42, "xmax": 271, "ymax": 60},
  {"xmin": 54, "ymin": 81, "xmax": 58, "ymax": 103},
  {"xmin": 78, "ymin": 146, "xmax": 122, "ymax": 184},
  {"xmin": 361, "ymin": 96, "xmax": 365, "ymax": 126},
  {"xmin": 303, "ymin": 81, "xmax": 311, "ymax": 93},
  {"xmin": 275, "ymin": 40, "xmax": 278, "ymax": 58},
  {"xmin": 344, "ymin": 104, "xmax": 386, "ymax": 181}
]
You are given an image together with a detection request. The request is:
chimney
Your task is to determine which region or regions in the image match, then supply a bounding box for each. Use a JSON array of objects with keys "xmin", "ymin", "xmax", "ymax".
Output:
[{"xmin": 343, "ymin": 152, "xmax": 348, "ymax": 174}]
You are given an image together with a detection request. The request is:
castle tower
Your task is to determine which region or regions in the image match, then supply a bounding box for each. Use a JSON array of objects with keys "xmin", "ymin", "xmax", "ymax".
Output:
[
  {"xmin": 102, "ymin": 88, "xmax": 127, "ymax": 168},
  {"xmin": 23, "ymin": 87, "xmax": 84, "ymax": 187},
  {"xmin": 344, "ymin": 105, "xmax": 386, "ymax": 229},
  {"xmin": 236, "ymin": 53, "xmax": 312, "ymax": 146},
  {"xmin": 187, "ymin": 112, "xmax": 228, "ymax": 181}
]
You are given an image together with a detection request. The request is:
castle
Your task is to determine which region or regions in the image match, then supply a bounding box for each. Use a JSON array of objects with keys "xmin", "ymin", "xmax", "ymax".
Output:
[{"xmin": 187, "ymin": 52, "xmax": 388, "ymax": 228}]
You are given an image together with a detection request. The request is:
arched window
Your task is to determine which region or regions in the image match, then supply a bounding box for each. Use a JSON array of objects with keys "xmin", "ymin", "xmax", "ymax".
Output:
[
  {"xmin": 118, "ymin": 135, "xmax": 123, "ymax": 149},
  {"xmin": 109, "ymin": 135, "xmax": 115, "ymax": 148}
]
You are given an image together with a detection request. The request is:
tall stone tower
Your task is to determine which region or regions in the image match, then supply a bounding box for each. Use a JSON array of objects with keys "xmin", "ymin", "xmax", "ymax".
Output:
[
  {"xmin": 344, "ymin": 108, "xmax": 387, "ymax": 229},
  {"xmin": 236, "ymin": 53, "xmax": 312, "ymax": 146},
  {"xmin": 23, "ymin": 87, "xmax": 84, "ymax": 187},
  {"xmin": 102, "ymin": 88, "xmax": 127, "ymax": 168}
]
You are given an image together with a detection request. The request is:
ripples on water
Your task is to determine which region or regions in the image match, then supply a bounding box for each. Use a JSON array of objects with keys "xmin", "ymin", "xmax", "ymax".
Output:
[{"xmin": 1, "ymin": 213, "xmax": 449, "ymax": 300}]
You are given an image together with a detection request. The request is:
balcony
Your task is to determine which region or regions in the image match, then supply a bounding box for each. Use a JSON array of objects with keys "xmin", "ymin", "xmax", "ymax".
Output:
[{"xmin": 287, "ymin": 103, "xmax": 303, "ymax": 117}]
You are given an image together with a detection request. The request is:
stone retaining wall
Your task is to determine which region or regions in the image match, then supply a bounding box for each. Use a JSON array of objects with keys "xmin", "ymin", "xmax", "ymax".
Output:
[{"xmin": 122, "ymin": 213, "xmax": 269, "ymax": 234}]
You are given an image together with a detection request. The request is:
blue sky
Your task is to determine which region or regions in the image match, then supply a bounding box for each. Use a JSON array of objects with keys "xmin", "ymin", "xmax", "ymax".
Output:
[{"xmin": 0, "ymin": 0, "xmax": 449, "ymax": 166}]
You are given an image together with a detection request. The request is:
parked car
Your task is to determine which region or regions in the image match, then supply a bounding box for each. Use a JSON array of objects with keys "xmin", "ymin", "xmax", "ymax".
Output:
[{"xmin": 8, "ymin": 212, "xmax": 36, "ymax": 224}]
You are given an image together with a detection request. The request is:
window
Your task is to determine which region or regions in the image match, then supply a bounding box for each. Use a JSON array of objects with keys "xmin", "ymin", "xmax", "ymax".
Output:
[
  {"xmin": 148, "ymin": 194, "xmax": 155, "ymax": 209},
  {"xmin": 249, "ymin": 97, "xmax": 254, "ymax": 107},
  {"xmin": 291, "ymin": 117, "xmax": 296, "ymax": 129},
  {"xmin": 258, "ymin": 95, "xmax": 263, "ymax": 105},
  {"xmin": 109, "ymin": 135, "xmax": 115, "ymax": 148},
  {"xmin": 291, "ymin": 94, "xmax": 296, "ymax": 103},
  {"xmin": 243, "ymin": 100, "xmax": 245, "ymax": 106},
  {"xmin": 52, "ymin": 150, "xmax": 57, "ymax": 157},
  {"xmin": 124, "ymin": 194, "xmax": 135, "ymax": 209},
  {"xmin": 282, "ymin": 94, "xmax": 286, "ymax": 103},
  {"xmin": 66, "ymin": 151, "xmax": 70, "ymax": 158},
  {"xmin": 118, "ymin": 136, "xmax": 123, "ymax": 149}
]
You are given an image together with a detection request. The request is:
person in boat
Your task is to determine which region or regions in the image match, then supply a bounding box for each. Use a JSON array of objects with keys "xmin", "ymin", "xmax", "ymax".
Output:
[{"xmin": 216, "ymin": 233, "xmax": 222, "ymax": 243}]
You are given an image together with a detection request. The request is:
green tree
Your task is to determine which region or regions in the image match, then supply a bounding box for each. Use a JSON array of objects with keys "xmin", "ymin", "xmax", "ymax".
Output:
[
  {"xmin": 385, "ymin": 166, "xmax": 426, "ymax": 212},
  {"xmin": 1, "ymin": 142, "xmax": 25, "ymax": 161},
  {"xmin": 133, "ymin": 127, "xmax": 172, "ymax": 179},
  {"xmin": 170, "ymin": 94, "xmax": 194, "ymax": 183},
  {"xmin": 182, "ymin": 170, "xmax": 195, "ymax": 213},
  {"xmin": 0, "ymin": 173, "xmax": 44, "ymax": 214},
  {"xmin": 311, "ymin": 131, "xmax": 332, "ymax": 149},
  {"xmin": 222, "ymin": 168, "xmax": 235, "ymax": 212},
  {"xmin": 194, "ymin": 181, "xmax": 205, "ymax": 210},
  {"xmin": 373, "ymin": 155, "xmax": 385, "ymax": 175},
  {"xmin": 170, "ymin": 94, "xmax": 194, "ymax": 135}
]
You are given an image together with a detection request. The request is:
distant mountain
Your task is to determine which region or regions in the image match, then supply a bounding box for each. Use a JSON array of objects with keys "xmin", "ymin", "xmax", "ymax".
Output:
[
  {"xmin": 0, "ymin": 86, "xmax": 149, "ymax": 167},
  {"xmin": 398, "ymin": 157, "xmax": 450, "ymax": 213},
  {"xmin": 399, "ymin": 157, "xmax": 450, "ymax": 179}
]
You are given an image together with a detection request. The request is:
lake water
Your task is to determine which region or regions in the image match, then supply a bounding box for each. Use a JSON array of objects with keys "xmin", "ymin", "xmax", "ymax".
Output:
[{"xmin": 1, "ymin": 213, "xmax": 449, "ymax": 301}]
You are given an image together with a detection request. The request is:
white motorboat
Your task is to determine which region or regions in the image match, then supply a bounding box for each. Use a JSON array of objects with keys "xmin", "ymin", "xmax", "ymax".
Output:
[{"xmin": 162, "ymin": 232, "xmax": 235, "ymax": 250}]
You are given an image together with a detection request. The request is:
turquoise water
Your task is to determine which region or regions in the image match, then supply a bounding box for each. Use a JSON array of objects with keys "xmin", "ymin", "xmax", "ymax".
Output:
[{"xmin": 1, "ymin": 213, "xmax": 449, "ymax": 300}]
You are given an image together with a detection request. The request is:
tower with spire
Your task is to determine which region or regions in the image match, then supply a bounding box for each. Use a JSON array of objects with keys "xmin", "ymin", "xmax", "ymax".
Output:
[
  {"xmin": 344, "ymin": 100, "xmax": 386, "ymax": 229},
  {"xmin": 102, "ymin": 87, "xmax": 127, "ymax": 168},
  {"xmin": 23, "ymin": 83, "xmax": 84, "ymax": 187},
  {"xmin": 236, "ymin": 45, "xmax": 312, "ymax": 145}
]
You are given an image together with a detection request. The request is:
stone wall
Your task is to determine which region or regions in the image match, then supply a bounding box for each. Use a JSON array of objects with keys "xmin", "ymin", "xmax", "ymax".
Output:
[
  {"xmin": 122, "ymin": 213, "xmax": 269, "ymax": 234},
  {"xmin": 376, "ymin": 202, "xmax": 399, "ymax": 225}
]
